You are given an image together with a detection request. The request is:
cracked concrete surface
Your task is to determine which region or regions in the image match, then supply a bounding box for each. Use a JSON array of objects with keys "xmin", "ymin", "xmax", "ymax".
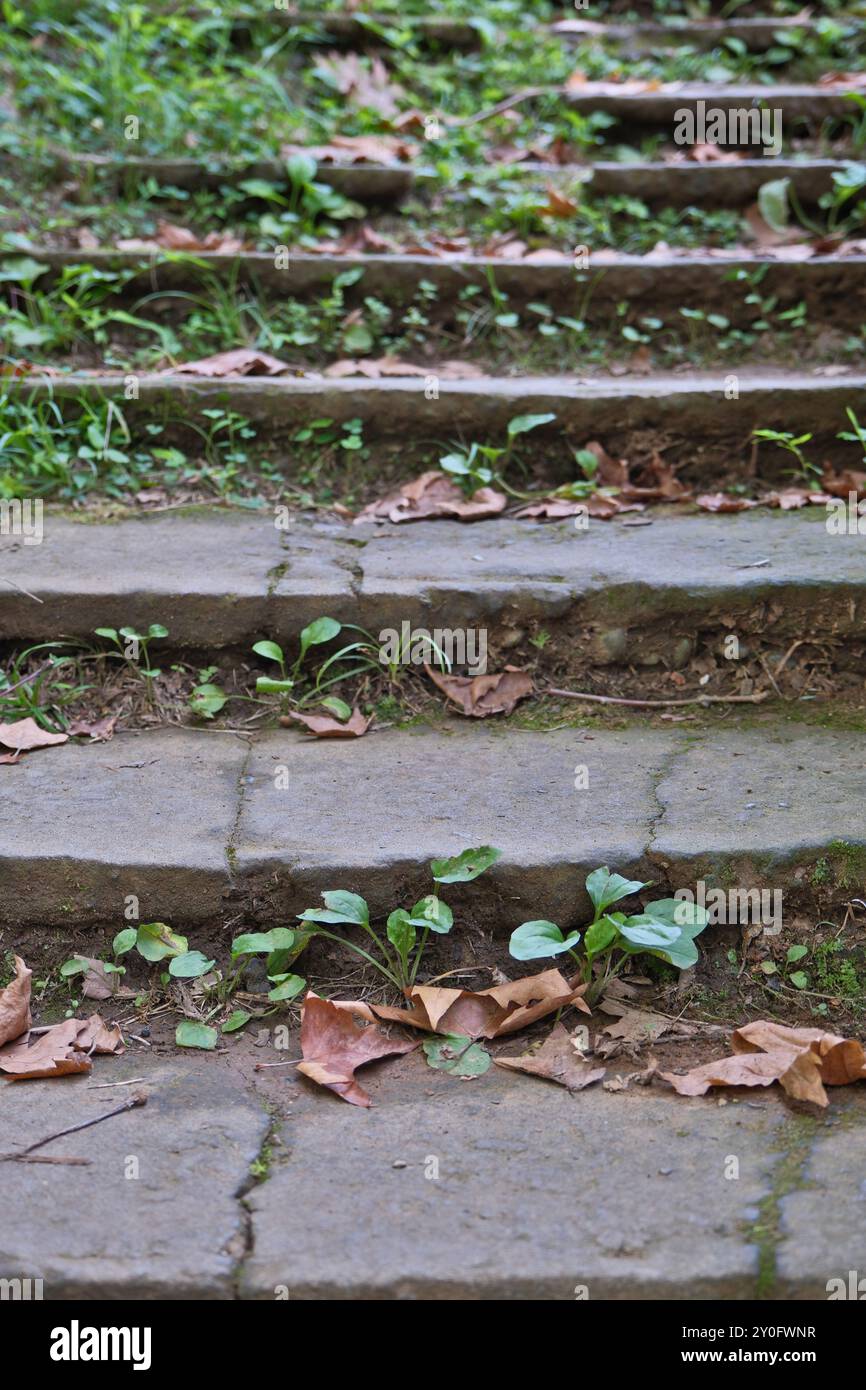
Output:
[
  {"xmin": 5, "ymin": 1048, "xmax": 861, "ymax": 1299},
  {"xmin": 2, "ymin": 724, "xmax": 863, "ymax": 928},
  {"xmin": 0, "ymin": 510, "xmax": 861, "ymax": 649}
]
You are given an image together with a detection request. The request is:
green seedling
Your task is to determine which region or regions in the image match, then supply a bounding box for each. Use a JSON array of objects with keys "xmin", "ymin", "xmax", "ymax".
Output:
[
  {"xmin": 440, "ymin": 413, "xmax": 556, "ymax": 498},
  {"xmin": 95, "ymin": 623, "xmax": 169, "ymax": 700},
  {"xmin": 297, "ymin": 845, "xmax": 502, "ymax": 992},
  {"xmin": 751, "ymin": 428, "xmax": 820, "ymax": 483},
  {"xmin": 509, "ymin": 866, "xmax": 709, "ymax": 1006}
]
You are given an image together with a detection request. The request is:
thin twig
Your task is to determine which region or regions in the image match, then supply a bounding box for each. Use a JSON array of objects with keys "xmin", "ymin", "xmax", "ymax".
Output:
[
  {"xmin": 86, "ymin": 1076, "xmax": 146, "ymax": 1090},
  {"xmin": 0, "ymin": 660, "xmax": 53, "ymax": 698},
  {"xmin": 17, "ymin": 1091, "xmax": 147, "ymax": 1156},
  {"xmin": 544, "ymin": 687, "xmax": 771, "ymax": 709},
  {"xmin": 0, "ymin": 576, "xmax": 44, "ymax": 603},
  {"xmin": 446, "ymin": 85, "xmax": 550, "ymax": 126},
  {"xmin": 0, "ymin": 1153, "xmax": 91, "ymax": 1166}
]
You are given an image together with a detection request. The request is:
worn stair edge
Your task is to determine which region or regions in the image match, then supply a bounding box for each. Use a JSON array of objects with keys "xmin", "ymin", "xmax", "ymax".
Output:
[
  {"xmin": 10, "ymin": 371, "xmax": 865, "ymax": 441},
  {"xmin": 553, "ymin": 14, "xmax": 865, "ymax": 51},
  {"xmin": 0, "ymin": 509, "xmax": 861, "ymax": 650},
  {"xmin": 1, "ymin": 725, "xmax": 863, "ymax": 930},
  {"xmin": 42, "ymin": 151, "xmax": 428, "ymax": 201},
  {"xmin": 17, "ymin": 249, "xmax": 866, "ymax": 320},
  {"xmin": 564, "ymin": 82, "xmax": 866, "ymax": 123},
  {"xmin": 36, "ymin": 151, "xmax": 850, "ymax": 206}
]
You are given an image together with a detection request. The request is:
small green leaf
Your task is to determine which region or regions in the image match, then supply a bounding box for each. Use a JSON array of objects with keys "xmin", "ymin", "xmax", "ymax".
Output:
[
  {"xmin": 758, "ymin": 177, "xmax": 790, "ymax": 234},
  {"xmin": 506, "ymin": 412, "xmax": 556, "ymax": 439},
  {"xmin": 583, "ymin": 916, "xmax": 619, "ymax": 958},
  {"xmin": 761, "ymin": 960, "xmax": 778, "ymax": 975},
  {"xmin": 320, "ymin": 696, "xmax": 352, "ymax": 722},
  {"xmin": 643, "ymin": 897, "xmax": 709, "ymax": 939},
  {"xmin": 112, "ymin": 928, "xmax": 137, "ymax": 956},
  {"xmin": 136, "ymin": 922, "xmax": 188, "ymax": 962},
  {"xmin": 430, "ymin": 845, "xmax": 501, "ymax": 884},
  {"xmin": 586, "ymin": 867, "xmax": 648, "ymax": 913},
  {"xmin": 147, "ymin": 624, "xmax": 169, "ymax": 639},
  {"xmin": 786, "ymin": 944, "xmax": 808, "ymax": 964},
  {"xmin": 222, "ymin": 1010, "xmax": 251, "ymax": 1033},
  {"xmin": 509, "ymin": 919, "xmax": 581, "ymax": 961},
  {"xmin": 169, "ymin": 950, "xmax": 216, "ymax": 979},
  {"xmin": 175, "ymin": 1021, "xmax": 217, "ymax": 1050},
  {"xmin": 618, "ymin": 917, "xmax": 681, "ymax": 949},
  {"xmin": 94, "ymin": 627, "xmax": 119, "ymax": 643},
  {"xmin": 231, "ymin": 928, "xmax": 295, "ymax": 959},
  {"xmin": 423, "ymin": 1034, "xmax": 491, "ymax": 1077},
  {"xmin": 60, "ymin": 957, "xmax": 87, "ymax": 978},
  {"xmin": 252, "ymin": 640, "xmax": 285, "ymax": 664},
  {"xmin": 255, "ymin": 676, "xmax": 294, "ymax": 694},
  {"xmin": 789, "ymin": 970, "xmax": 809, "ymax": 990},
  {"xmin": 387, "ymin": 909, "xmax": 416, "ymax": 960},
  {"xmin": 268, "ymin": 974, "xmax": 306, "ymax": 1002},
  {"xmin": 408, "ymin": 895, "xmax": 453, "ymax": 934},
  {"xmin": 190, "ymin": 682, "xmax": 227, "ymax": 718},
  {"xmin": 299, "ymin": 616, "xmax": 341, "ymax": 662}
]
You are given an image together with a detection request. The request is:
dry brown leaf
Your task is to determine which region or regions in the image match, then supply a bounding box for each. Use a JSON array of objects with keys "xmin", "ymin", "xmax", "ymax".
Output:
[
  {"xmin": 0, "ymin": 955, "xmax": 32, "ymax": 1047},
  {"xmin": 297, "ymin": 993, "xmax": 417, "ymax": 1106},
  {"xmin": 0, "ymin": 717, "xmax": 68, "ymax": 753},
  {"xmin": 356, "ymin": 470, "xmax": 507, "ymax": 524},
  {"xmin": 170, "ymin": 349, "xmax": 292, "ymax": 378},
  {"xmin": 600, "ymin": 1001, "xmax": 686, "ymax": 1046},
  {"xmin": 335, "ymin": 969, "xmax": 590, "ymax": 1040},
  {"xmin": 323, "ymin": 356, "xmax": 483, "ymax": 380},
  {"xmin": 67, "ymin": 715, "xmax": 118, "ymax": 742},
  {"xmin": 695, "ymin": 492, "xmax": 759, "ymax": 513},
  {"xmin": 495, "ymin": 1022, "xmax": 605, "ymax": 1091},
  {"xmin": 282, "ymin": 708, "xmax": 372, "ymax": 739},
  {"xmin": 621, "ymin": 452, "xmax": 692, "ymax": 502},
  {"xmin": 0, "ymin": 1013, "xmax": 124, "ymax": 1080},
  {"xmin": 73, "ymin": 956, "xmax": 133, "ymax": 1001},
  {"xmin": 690, "ymin": 143, "xmax": 745, "ymax": 164},
  {"xmin": 820, "ymin": 467, "xmax": 866, "ymax": 500},
  {"xmin": 316, "ymin": 51, "xmax": 403, "ymax": 117},
  {"xmin": 282, "ymin": 133, "xmax": 417, "ymax": 164},
  {"xmin": 542, "ymin": 182, "xmax": 578, "ymax": 218},
  {"xmin": 425, "ymin": 663, "xmax": 532, "ymax": 718},
  {"xmin": 662, "ymin": 1019, "xmax": 866, "ymax": 1107},
  {"xmin": 116, "ymin": 221, "xmax": 246, "ymax": 255}
]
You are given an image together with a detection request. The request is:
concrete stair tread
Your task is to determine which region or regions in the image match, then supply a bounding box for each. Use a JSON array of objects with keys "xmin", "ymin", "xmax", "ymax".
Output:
[{"xmin": 3, "ymin": 724, "xmax": 862, "ymax": 926}]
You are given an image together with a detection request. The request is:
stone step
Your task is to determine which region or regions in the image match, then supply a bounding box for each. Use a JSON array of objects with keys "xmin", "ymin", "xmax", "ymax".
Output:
[
  {"xmin": 10, "ymin": 372, "xmax": 862, "ymax": 461},
  {"xmin": 553, "ymin": 14, "xmax": 864, "ymax": 55},
  {"xmin": 41, "ymin": 150, "xmax": 851, "ymax": 207},
  {"xmin": 0, "ymin": 509, "xmax": 858, "ymax": 651},
  {"xmin": 2, "ymin": 723, "xmax": 862, "ymax": 929},
  {"xmin": 241, "ymin": 1061, "xmax": 866, "ymax": 1300},
  {"xmin": 563, "ymin": 82, "xmax": 861, "ymax": 125},
  {"xmin": 5, "ymin": 1046, "xmax": 861, "ymax": 1299},
  {"xmin": 19, "ymin": 248, "xmax": 866, "ymax": 326}
]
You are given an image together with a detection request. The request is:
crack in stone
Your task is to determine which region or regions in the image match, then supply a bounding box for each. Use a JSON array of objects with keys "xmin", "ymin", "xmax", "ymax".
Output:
[{"xmin": 225, "ymin": 740, "xmax": 255, "ymax": 887}]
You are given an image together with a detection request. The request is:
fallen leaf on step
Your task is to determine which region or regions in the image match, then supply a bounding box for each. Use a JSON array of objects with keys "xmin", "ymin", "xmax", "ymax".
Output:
[
  {"xmin": 356, "ymin": 470, "xmax": 507, "ymax": 524},
  {"xmin": 496, "ymin": 1022, "xmax": 605, "ymax": 1091},
  {"xmin": 67, "ymin": 715, "xmax": 118, "ymax": 741},
  {"xmin": 282, "ymin": 707, "xmax": 372, "ymax": 738},
  {"xmin": 695, "ymin": 492, "xmax": 759, "ymax": 513},
  {"xmin": 621, "ymin": 453, "xmax": 692, "ymax": 502},
  {"xmin": 661, "ymin": 1019, "xmax": 866, "ymax": 1107},
  {"xmin": 116, "ymin": 221, "xmax": 246, "ymax": 254},
  {"xmin": 333, "ymin": 969, "xmax": 590, "ymax": 1039},
  {"xmin": 297, "ymin": 993, "xmax": 417, "ymax": 1106},
  {"xmin": 74, "ymin": 956, "xmax": 132, "ymax": 1001},
  {"xmin": 170, "ymin": 348, "xmax": 292, "ymax": 377},
  {"xmin": 599, "ymin": 1000, "xmax": 691, "ymax": 1046},
  {"xmin": 0, "ymin": 717, "xmax": 68, "ymax": 754},
  {"xmin": 689, "ymin": 143, "xmax": 745, "ymax": 164},
  {"xmin": 425, "ymin": 663, "xmax": 532, "ymax": 718},
  {"xmin": 315, "ymin": 51, "xmax": 403, "ymax": 117},
  {"xmin": 0, "ymin": 1013, "xmax": 124, "ymax": 1080},
  {"xmin": 541, "ymin": 182, "xmax": 578, "ymax": 217},
  {"xmin": 820, "ymin": 467, "xmax": 866, "ymax": 500},
  {"xmin": 323, "ymin": 357, "xmax": 483, "ymax": 379},
  {"xmin": 282, "ymin": 133, "xmax": 417, "ymax": 164},
  {"xmin": 0, "ymin": 956, "xmax": 32, "ymax": 1047}
]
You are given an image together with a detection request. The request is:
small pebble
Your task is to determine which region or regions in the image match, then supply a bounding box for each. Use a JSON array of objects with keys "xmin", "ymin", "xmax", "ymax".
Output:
[{"xmin": 392, "ymin": 1160, "xmax": 407, "ymax": 1169}]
